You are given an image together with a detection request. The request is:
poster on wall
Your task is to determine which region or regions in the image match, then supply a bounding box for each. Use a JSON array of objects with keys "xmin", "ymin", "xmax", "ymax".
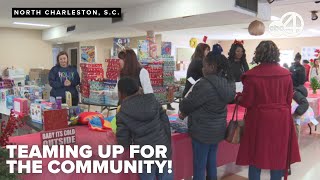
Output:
[
  {"xmin": 138, "ymin": 40, "xmax": 149, "ymax": 60},
  {"xmin": 81, "ymin": 46, "xmax": 96, "ymax": 63},
  {"xmin": 302, "ymin": 47, "xmax": 320, "ymax": 61},
  {"xmin": 279, "ymin": 49, "xmax": 294, "ymax": 67},
  {"xmin": 161, "ymin": 42, "xmax": 172, "ymax": 56},
  {"xmin": 113, "ymin": 38, "xmax": 130, "ymax": 57}
]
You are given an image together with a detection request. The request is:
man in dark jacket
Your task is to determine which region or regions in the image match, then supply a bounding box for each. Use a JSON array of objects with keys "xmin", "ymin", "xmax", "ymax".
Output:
[
  {"xmin": 290, "ymin": 52, "xmax": 306, "ymax": 86},
  {"xmin": 116, "ymin": 77, "xmax": 173, "ymax": 180}
]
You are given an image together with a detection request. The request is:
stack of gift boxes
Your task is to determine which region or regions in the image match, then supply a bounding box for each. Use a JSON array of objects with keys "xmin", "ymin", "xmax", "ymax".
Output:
[
  {"xmin": 137, "ymin": 32, "xmax": 176, "ymax": 104},
  {"xmin": 163, "ymin": 57, "xmax": 175, "ymax": 86},
  {"xmin": 89, "ymin": 81, "xmax": 105, "ymax": 104},
  {"xmin": 144, "ymin": 61, "xmax": 164, "ymax": 86},
  {"xmin": 80, "ymin": 63, "xmax": 104, "ymax": 103},
  {"xmin": 104, "ymin": 58, "xmax": 120, "ymax": 105},
  {"xmin": 0, "ymin": 78, "xmax": 14, "ymax": 89},
  {"xmin": 105, "ymin": 58, "xmax": 120, "ymax": 88}
]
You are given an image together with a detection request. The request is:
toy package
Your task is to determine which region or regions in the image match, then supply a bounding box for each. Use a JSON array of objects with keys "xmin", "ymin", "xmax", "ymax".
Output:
[
  {"xmin": 138, "ymin": 40, "xmax": 149, "ymax": 61},
  {"xmin": 0, "ymin": 78, "xmax": 14, "ymax": 89},
  {"xmin": 18, "ymin": 86, "xmax": 43, "ymax": 102},
  {"xmin": 161, "ymin": 42, "xmax": 172, "ymax": 56},
  {"xmin": 66, "ymin": 91, "xmax": 72, "ymax": 107},
  {"xmin": 30, "ymin": 103, "xmax": 43, "ymax": 124},
  {"xmin": 13, "ymin": 98, "xmax": 29, "ymax": 116},
  {"xmin": 6, "ymin": 95, "xmax": 15, "ymax": 109}
]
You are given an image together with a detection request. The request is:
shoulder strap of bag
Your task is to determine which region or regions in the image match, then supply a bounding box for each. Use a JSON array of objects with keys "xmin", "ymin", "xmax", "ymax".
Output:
[{"xmin": 203, "ymin": 77, "xmax": 239, "ymax": 122}]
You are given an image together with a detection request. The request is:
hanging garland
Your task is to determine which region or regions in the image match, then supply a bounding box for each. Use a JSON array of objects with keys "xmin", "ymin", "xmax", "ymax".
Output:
[{"xmin": 189, "ymin": 38, "xmax": 198, "ymax": 48}]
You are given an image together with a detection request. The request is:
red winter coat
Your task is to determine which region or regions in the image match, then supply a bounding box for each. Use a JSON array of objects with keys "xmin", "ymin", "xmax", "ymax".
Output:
[{"xmin": 236, "ymin": 64, "xmax": 301, "ymax": 172}]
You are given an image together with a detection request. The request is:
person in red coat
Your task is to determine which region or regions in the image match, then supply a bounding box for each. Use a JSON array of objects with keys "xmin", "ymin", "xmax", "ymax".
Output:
[
  {"xmin": 303, "ymin": 60, "xmax": 311, "ymax": 81},
  {"xmin": 236, "ymin": 41, "xmax": 301, "ymax": 180}
]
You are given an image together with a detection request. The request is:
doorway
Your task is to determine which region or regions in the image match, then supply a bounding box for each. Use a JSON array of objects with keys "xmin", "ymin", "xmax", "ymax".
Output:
[{"xmin": 69, "ymin": 48, "xmax": 78, "ymax": 68}]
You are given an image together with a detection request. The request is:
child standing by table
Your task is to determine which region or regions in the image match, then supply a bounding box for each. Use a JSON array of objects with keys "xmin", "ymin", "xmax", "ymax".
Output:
[
  {"xmin": 179, "ymin": 52, "xmax": 235, "ymax": 180},
  {"xmin": 291, "ymin": 63, "xmax": 309, "ymax": 139},
  {"xmin": 116, "ymin": 77, "xmax": 173, "ymax": 180}
]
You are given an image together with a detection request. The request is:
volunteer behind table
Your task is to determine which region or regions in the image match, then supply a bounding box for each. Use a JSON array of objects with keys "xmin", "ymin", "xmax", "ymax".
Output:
[
  {"xmin": 49, "ymin": 51, "xmax": 80, "ymax": 106},
  {"xmin": 182, "ymin": 43, "xmax": 210, "ymax": 97},
  {"xmin": 118, "ymin": 49, "xmax": 153, "ymax": 95},
  {"xmin": 228, "ymin": 41, "xmax": 249, "ymax": 82}
]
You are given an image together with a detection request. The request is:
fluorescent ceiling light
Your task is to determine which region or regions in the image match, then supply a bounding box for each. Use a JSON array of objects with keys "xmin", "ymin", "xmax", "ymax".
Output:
[
  {"xmin": 271, "ymin": 16, "xmax": 280, "ymax": 21},
  {"xmin": 57, "ymin": 42, "xmax": 63, "ymax": 44},
  {"xmin": 13, "ymin": 22, "xmax": 51, "ymax": 27}
]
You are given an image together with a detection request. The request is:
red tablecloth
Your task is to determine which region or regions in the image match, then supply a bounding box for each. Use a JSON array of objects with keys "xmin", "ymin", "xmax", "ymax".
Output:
[{"xmin": 9, "ymin": 105, "xmax": 245, "ymax": 180}]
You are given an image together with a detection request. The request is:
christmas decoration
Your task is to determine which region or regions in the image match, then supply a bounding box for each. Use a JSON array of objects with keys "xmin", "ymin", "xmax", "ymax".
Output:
[
  {"xmin": 189, "ymin": 38, "xmax": 198, "ymax": 48},
  {"xmin": 203, "ymin": 36, "xmax": 208, "ymax": 43},
  {"xmin": 0, "ymin": 110, "xmax": 23, "ymax": 179},
  {"xmin": 310, "ymin": 77, "xmax": 320, "ymax": 94},
  {"xmin": 233, "ymin": 39, "xmax": 244, "ymax": 45},
  {"xmin": 248, "ymin": 20, "xmax": 265, "ymax": 36},
  {"xmin": 315, "ymin": 49, "xmax": 320, "ymax": 59}
]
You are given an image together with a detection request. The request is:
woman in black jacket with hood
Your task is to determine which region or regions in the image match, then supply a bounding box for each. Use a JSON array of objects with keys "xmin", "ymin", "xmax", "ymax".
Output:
[
  {"xmin": 179, "ymin": 52, "xmax": 235, "ymax": 180},
  {"xmin": 182, "ymin": 43, "xmax": 210, "ymax": 97}
]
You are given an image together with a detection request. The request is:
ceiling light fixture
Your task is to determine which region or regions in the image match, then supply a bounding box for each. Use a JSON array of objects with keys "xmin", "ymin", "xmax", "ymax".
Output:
[
  {"xmin": 308, "ymin": 29, "xmax": 320, "ymax": 33},
  {"xmin": 267, "ymin": 0, "xmax": 275, "ymax": 4},
  {"xmin": 13, "ymin": 22, "xmax": 51, "ymax": 27},
  {"xmin": 311, "ymin": 11, "xmax": 318, "ymax": 21},
  {"xmin": 271, "ymin": 16, "xmax": 280, "ymax": 21}
]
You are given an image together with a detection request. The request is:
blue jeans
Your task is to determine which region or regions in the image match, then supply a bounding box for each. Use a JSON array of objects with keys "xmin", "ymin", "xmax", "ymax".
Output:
[
  {"xmin": 139, "ymin": 162, "xmax": 174, "ymax": 180},
  {"xmin": 192, "ymin": 139, "xmax": 218, "ymax": 180},
  {"xmin": 249, "ymin": 166, "xmax": 284, "ymax": 180}
]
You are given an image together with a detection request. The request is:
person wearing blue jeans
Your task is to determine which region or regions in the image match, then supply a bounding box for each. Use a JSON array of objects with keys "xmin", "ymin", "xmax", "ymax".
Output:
[
  {"xmin": 179, "ymin": 53, "xmax": 236, "ymax": 180},
  {"xmin": 139, "ymin": 163, "xmax": 174, "ymax": 180},
  {"xmin": 249, "ymin": 166, "xmax": 283, "ymax": 180},
  {"xmin": 192, "ymin": 139, "xmax": 218, "ymax": 180}
]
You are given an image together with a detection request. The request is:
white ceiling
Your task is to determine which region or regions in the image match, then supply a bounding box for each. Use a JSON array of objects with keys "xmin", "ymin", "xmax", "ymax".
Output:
[
  {"xmin": 0, "ymin": 0, "xmax": 319, "ymax": 41},
  {"xmin": 0, "ymin": 0, "xmax": 158, "ymax": 29},
  {"xmin": 162, "ymin": 0, "xmax": 320, "ymax": 40}
]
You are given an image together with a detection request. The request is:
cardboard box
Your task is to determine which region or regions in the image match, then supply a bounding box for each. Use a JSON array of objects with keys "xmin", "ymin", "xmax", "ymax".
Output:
[
  {"xmin": 29, "ymin": 69, "xmax": 50, "ymax": 85},
  {"xmin": 14, "ymin": 98, "xmax": 29, "ymax": 116}
]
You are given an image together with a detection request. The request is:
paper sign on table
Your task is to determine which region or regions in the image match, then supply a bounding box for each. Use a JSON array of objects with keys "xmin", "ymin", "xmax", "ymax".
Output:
[
  {"xmin": 236, "ymin": 82, "xmax": 243, "ymax": 93},
  {"xmin": 41, "ymin": 127, "xmax": 76, "ymax": 146}
]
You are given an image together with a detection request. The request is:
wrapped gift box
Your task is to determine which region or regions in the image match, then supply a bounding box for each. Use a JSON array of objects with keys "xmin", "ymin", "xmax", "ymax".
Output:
[
  {"xmin": 89, "ymin": 81, "xmax": 105, "ymax": 91},
  {"xmin": 13, "ymin": 98, "xmax": 29, "ymax": 116}
]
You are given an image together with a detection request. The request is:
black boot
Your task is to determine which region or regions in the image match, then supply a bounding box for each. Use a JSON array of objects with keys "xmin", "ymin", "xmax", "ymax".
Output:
[{"xmin": 206, "ymin": 176, "xmax": 217, "ymax": 180}]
